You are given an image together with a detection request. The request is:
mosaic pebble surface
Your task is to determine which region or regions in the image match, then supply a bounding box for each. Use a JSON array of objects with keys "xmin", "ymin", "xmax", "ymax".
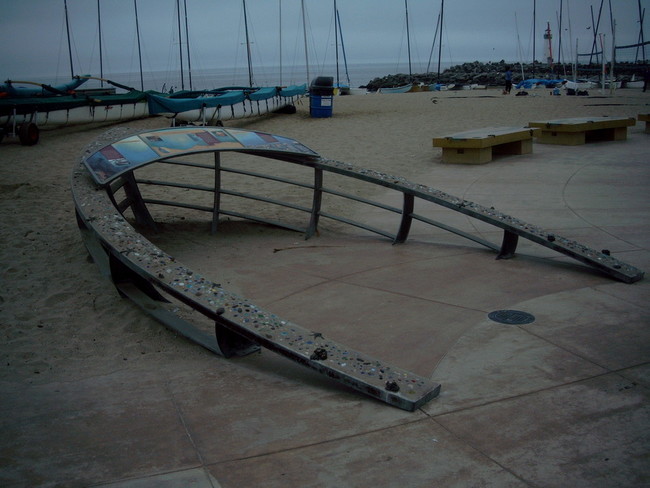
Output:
[
  {"xmin": 72, "ymin": 127, "xmax": 441, "ymax": 412},
  {"xmin": 528, "ymin": 116, "xmax": 636, "ymax": 129},
  {"xmin": 317, "ymin": 158, "xmax": 643, "ymax": 283}
]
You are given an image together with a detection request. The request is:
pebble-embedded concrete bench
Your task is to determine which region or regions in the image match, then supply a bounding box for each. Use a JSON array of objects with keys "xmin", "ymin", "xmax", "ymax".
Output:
[
  {"xmin": 638, "ymin": 114, "xmax": 650, "ymax": 134},
  {"xmin": 528, "ymin": 116, "xmax": 636, "ymax": 145},
  {"xmin": 432, "ymin": 126, "xmax": 539, "ymax": 164},
  {"xmin": 72, "ymin": 126, "xmax": 644, "ymax": 411}
]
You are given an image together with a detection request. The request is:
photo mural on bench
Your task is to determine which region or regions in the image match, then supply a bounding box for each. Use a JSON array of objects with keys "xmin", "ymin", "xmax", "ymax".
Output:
[{"xmin": 72, "ymin": 127, "xmax": 644, "ymax": 411}]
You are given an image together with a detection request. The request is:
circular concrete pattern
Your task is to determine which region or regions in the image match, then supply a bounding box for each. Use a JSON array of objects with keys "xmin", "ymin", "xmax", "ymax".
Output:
[{"xmin": 488, "ymin": 310, "xmax": 536, "ymax": 325}]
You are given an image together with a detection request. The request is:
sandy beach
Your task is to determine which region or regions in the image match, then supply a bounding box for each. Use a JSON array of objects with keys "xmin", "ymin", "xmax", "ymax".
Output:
[{"xmin": 1, "ymin": 88, "xmax": 649, "ymax": 487}]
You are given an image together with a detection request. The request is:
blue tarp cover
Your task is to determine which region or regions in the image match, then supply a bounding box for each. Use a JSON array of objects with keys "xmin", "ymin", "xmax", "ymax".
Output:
[
  {"xmin": 279, "ymin": 84, "xmax": 308, "ymax": 97},
  {"xmin": 516, "ymin": 79, "xmax": 563, "ymax": 89},
  {"xmin": 248, "ymin": 86, "xmax": 279, "ymax": 101},
  {"xmin": 0, "ymin": 76, "xmax": 89, "ymax": 98},
  {"xmin": 147, "ymin": 90, "xmax": 247, "ymax": 115}
]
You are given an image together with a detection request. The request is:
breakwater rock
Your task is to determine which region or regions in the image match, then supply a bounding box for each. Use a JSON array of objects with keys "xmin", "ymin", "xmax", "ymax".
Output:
[{"xmin": 364, "ymin": 60, "xmax": 647, "ymax": 91}]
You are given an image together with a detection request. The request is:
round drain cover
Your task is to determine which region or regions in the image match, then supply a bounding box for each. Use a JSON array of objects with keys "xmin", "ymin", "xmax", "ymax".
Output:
[{"xmin": 488, "ymin": 310, "xmax": 535, "ymax": 325}]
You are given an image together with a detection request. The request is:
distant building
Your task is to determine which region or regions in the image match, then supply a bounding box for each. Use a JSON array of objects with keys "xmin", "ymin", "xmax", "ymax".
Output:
[{"xmin": 544, "ymin": 22, "xmax": 553, "ymax": 65}]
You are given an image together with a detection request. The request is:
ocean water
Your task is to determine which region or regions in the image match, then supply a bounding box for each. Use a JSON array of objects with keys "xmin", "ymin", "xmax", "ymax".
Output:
[{"xmin": 75, "ymin": 60, "xmax": 455, "ymax": 93}]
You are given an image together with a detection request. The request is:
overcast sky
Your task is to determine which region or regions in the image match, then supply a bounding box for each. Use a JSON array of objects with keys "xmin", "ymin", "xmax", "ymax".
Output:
[{"xmin": 1, "ymin": 0, "xmax": 647, "ymax": 83}]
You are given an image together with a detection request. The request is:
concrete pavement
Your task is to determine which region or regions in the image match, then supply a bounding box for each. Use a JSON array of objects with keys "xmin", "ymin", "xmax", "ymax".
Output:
[{"xmin": 1, "ymin": 123, "xmax": 648, "ymax": 487}]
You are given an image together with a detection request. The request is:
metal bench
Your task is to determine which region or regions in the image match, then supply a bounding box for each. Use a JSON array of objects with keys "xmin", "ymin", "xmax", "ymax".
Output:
[
  {"xmin": 432, "ymin": 126, "xmax": 538, "ymax": 164},
  {"xmin": 528, "ymin": 116, "xmax": 636, "ymax": 145}
]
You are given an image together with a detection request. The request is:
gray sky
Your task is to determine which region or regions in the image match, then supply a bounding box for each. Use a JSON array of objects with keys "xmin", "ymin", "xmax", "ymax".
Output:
[{"xmin": 1, "ymin": 0, "xmax": 647, "ymax": 82}]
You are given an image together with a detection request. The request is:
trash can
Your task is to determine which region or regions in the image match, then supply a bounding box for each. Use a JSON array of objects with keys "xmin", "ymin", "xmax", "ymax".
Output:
[{"xmin": 309, "ymin": 76, "xmax": 334, "ymax": 118}]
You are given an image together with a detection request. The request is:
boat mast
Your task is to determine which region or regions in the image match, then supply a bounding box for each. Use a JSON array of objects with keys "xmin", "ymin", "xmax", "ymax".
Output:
[
  {"xmin": 558, "ymin": 0, "xmax": 563, "ymax": 66},
  {"xmin": 301, "ymin": 0, "xmax": 310, "ymax": 85},
  {"xmin": 279, "ymin": 0, "xmax": 282, "ymax": 86},
  {"xmin": 532, "ymin": 0, "xmax": 536, "ymax": 77},
  {"xmin": 133, "ymin": 0, "xmax": 144, "ymax": 90},
  {"xmin": 184, "ymin": 0, "xmax": 193, "ymax": 90},
  {"xmin": 64, "ymin": 0, "xmax": 74, "ymax": 78},
  {"xmin": 589, "ymin": 0, "xmax": 604, "ymax": 65},
  {"xmin": 97, "ymin": 0, "xmax": 104, "ymax": 86},
  {"xmin": 337, "ymin": 8, "xmax": 351, "ymax": 87},
  {"xmin": 609, "ymin": 0, "xmax": 615, "ymax": 94},
  {"xmin": 437, "ymin": 0, "xmax": 444, "ymax": 82},
  {"xmin": 515, "ymin": 11, "xmax": 526, "ymax": 80},
  {"xmin": 176, "ymin": 0, "xmax": 184, "ymax": 90},
  {"xmin": 426, "ymin": 12, "xmax": 440, "ymax": 73},
  {"xmin": 405, "ymin": 0, "xmax": 412, "ymax": 81},
  {"xmin": 242, "ymin": 0, "xmax": 254, "ymax": 87},
  {"xmin": 334, "ymin": 0, "xmax": 340, "ymax": 88},
  {"xmin": 636, "ymin": 0, "xmax": 646, "ymax": 62}
]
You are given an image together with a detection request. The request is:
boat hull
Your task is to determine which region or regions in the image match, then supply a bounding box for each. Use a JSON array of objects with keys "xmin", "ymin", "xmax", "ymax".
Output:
[
  {"xmin": 172, "ymin": 96, "xmax": 287, "ymax": 124},
  {"xmin": 1, "ymin": 101, "xmax": 149, "ymax": 128},
  {"xmin": 148, "ymin": 85, "xmax": 307, "ymax": 125},
  {"xmin": 379, "ymin": 84, "xmax": 413, "ymax": 94}
]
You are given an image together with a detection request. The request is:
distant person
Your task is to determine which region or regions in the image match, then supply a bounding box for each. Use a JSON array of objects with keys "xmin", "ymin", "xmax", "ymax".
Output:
[
  {"xmin": 644, "ymin": 66, "xmax": 649, "ymax": 93},
  {"xmin": 504, "ymin": 66, "xmax": 513, "ymax": 94}
]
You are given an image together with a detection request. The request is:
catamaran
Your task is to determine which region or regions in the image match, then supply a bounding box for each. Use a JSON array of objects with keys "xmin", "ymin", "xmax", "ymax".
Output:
[{"xmin": 146, "ymin": 84, "xmax": 307, "ymax": 125}]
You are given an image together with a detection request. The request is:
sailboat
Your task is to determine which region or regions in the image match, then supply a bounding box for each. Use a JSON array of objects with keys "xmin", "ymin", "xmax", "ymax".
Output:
[
  {"xmin": 0, "ymin": 1, "xmax": 150, "ymax": 145},
  {"xmin": 148, "ymin": 0, "xmax": 306, "ymax": 125},
  {"xmin": 333, "ymin": 1, "xmax": 351, "ymax": 95},
  {"xmin": 0, "ymin": 78, "xmax": 148, "ymax": 130},
  {"xmin": 146, "ymin": 85, "xmax": 306, "ymax": 125},
  {"xmin": 379, "ymin": 0, "xmax": 415, "ymax": 93}
]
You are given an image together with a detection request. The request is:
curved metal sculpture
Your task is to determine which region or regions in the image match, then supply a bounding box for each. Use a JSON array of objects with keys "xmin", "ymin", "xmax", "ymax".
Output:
[{"xmin": 72, "ymin": 127, "xmax": 643, "ymax": 411}]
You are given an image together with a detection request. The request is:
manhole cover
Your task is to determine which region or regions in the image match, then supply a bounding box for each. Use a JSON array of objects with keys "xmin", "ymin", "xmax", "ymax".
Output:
[{"xmin": 488, "ymin": 310, "xmax": 535, "ymax": 325}]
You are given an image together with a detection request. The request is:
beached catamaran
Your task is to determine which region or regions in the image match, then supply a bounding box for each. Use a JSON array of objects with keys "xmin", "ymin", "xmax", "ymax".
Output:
[
  {"xmin": 0, "ymin": 76, "xmax": 150, "ymax": 145},
  {"xmin": 145, "ymin": 0, "xmax": 307, "ymax": 125},
  {"xmin": 0, "ymin": 1, "xmax": 306, "ymax": 144},
  {"xmin": 0, "ymin": 79, "xmax": 306, "ymax": 145},
  {"xmin": 146, "ymin": 84, "xmax": 307, "ymax": 125}
]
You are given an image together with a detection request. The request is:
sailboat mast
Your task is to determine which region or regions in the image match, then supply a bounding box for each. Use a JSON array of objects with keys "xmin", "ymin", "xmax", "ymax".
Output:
[
  {"xmin": 636, "ymin": 0, "xmax": 646, "ymax": 62},
  {"xmin": 242, "ymin": 0, "xmax": 254, "ymax": 87},
  {"xmin": 176, "ymin": 0, "xmax": 184, "ymax": 90},
  {"xmin": 437, "ymin": 0, "xmax": 444, "ymax": 81},
  {"xmin": 64, "ymin": 0, "xmax": 74, "ymax": 78},
  {"xmin": 589, "ymin": 0, "xmax": 604, "ymax": 65},
  {"xmin": 426, "ymin": 13, "xmax": 440, "ymax": 73},
  {"xmin": 532, "ymin": 0, "xmax": 536, "ymax": 77},
  {"xmin": 405, "ymin": 0, "xmax": 412, "ymax": 81},
  {"xmin": 334, "ymin": 0, "xmax": 340, "ymax": 88},
  {"xmin": 184, "ymin": 0, "xmax": 193, "ymax": 90},
  {"xmin": 515, "ymin": 11, "xmax": 525, "ymax": 80},
  {"xmin": 301, "ymin": 0, "xmax": 310, "ymax": 85},
  {"xmin": 279, "ymin": 0, "xmax": 282, "ymax": 86},
  {"xmin": 608, "ymin": 0, "xmax": 615, "ymax": 93},
  {"xmin": 337, "ymin": 9, "xmax": 351, "ymax": 86},
  {"xmin": 97, "ymin": 0, "xmax": 103, "ymax": 86},
  {"xmin": 558, "ymin": 0, "xmax": 563, "ymax": 65},
  {"xmin": 133, "ymin": 0, "xmax": 144, "ymax": 91}
]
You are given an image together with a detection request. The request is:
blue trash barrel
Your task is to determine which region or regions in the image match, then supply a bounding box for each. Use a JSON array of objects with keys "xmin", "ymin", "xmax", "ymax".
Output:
[{"xmin": 309, "ymin": 77, "xmax": 334, "ymax": 118}]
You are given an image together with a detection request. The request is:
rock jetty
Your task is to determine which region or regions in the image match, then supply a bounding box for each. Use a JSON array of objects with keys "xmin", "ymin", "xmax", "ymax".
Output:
[{"xmin": 364, "ymin": 60, "xmax": 647, "ymax": 91}]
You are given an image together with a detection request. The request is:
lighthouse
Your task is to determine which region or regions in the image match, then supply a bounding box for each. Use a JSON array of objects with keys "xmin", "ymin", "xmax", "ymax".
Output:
[{"xmin": 544, "ymin": 22, "xmax": 553, "ymax": 65}]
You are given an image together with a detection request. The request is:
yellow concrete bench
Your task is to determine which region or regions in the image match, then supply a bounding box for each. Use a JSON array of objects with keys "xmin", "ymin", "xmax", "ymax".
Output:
[
  {"xmin": 528, "ymin": 116, "xmax": 636, "ymax": 145},
  {"xmin": 638, "ymin": 114, "xmax": 650, "ymax": 134},
  {"xmin": 432, "ymin": 126, "xmax": 539, "ymax": 164}
]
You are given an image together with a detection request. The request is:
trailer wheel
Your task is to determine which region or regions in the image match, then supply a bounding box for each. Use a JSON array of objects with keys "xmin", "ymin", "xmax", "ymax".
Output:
[{"xmin": 19, "ymin": 123, "xmax": 39, "ymax": 146}]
